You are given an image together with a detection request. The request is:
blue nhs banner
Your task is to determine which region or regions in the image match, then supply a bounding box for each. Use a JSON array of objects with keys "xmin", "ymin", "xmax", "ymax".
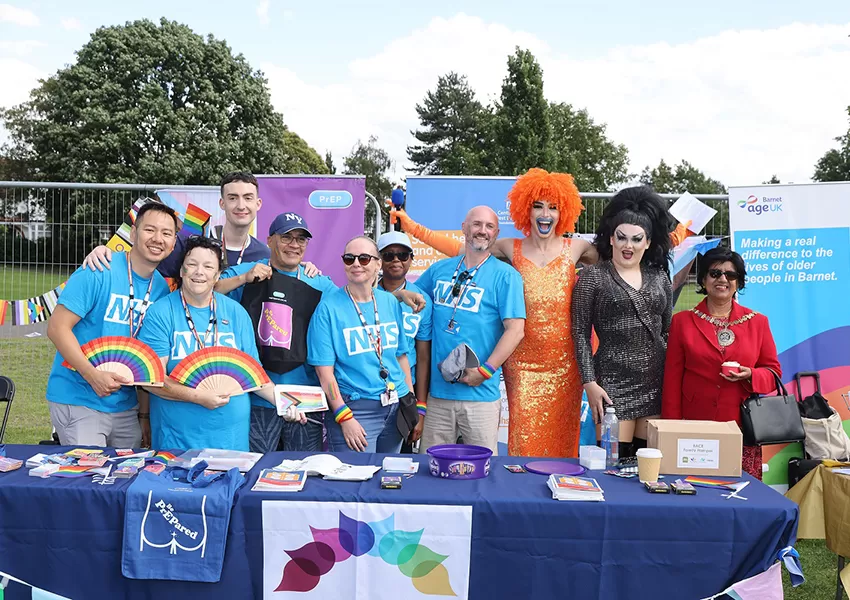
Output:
[{"xmin": 343, "ymin": 323, "xmax": 401, "ymax": 356}]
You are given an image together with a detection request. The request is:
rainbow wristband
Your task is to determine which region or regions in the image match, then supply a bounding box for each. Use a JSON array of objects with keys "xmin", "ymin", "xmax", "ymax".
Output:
[
  {"xmin": 478, "ymin": 362, "xmax": 496, "ymax": 380},
  {"xmin": 416, "ymin": 399, "xmax": 427, "ymax": 417},
  {"xmin": 333, "ymin": 404, "xmax": 353, "ymax": 424}
]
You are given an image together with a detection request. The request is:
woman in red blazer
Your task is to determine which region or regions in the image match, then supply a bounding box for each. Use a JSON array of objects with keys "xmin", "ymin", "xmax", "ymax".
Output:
[{"xmin": 662, "ymin": 246, "xmax": 780, "ymax": 479}]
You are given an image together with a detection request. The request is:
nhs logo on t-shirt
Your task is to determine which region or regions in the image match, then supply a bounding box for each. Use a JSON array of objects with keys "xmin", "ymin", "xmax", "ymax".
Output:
[
  {"xmin": 403, "ymin": 313, "xmax": 421, "ymax": 338},
  {"xmin": 343, "ymin": 323, "xmax": 401, "ymax": 356},
  {"xmin": 105, "ymin": 294, "xmax": 147, "ymax": 327},
  {"xmin": 171, "ymin": 332, "xmax": 238, "ymax": 360},
  {"xmin": 433, "ymin": 280, "xmax": 484, "ymax": 313}
]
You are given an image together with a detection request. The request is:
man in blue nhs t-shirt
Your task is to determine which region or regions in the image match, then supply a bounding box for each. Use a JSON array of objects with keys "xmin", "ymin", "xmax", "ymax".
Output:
[
  {"xmin": 46, "ymin": 202, "xmax": 179, "ymax": 447},
  {"xmin": 415, "ymin": 206, "xmax": 526, "ymax": 454},
  {"xmin": 216, "ymin": 212, "xmax": 336, "ymax": 454}
]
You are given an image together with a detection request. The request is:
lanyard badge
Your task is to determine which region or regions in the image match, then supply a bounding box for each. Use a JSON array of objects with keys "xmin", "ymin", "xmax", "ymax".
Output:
[
  {"xmin": 126, "ymin": 257, "xmax": 154, "ymax": 338},
  {"xmin": 345, "ymin": 287, "xmax": 396, "ymax": 403}
]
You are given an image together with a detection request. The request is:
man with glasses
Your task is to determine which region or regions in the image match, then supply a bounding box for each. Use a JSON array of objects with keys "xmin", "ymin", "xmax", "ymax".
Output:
[
  {"xmin": 415, "ymin": 206, "xmax": 526, "ymax": 454},
  {"xmin": 216, "ymin": 212, "xmax": 336, "ymax": 454},
  {"xmin": 376, "ymin": 232, "xmax": 433, "ymax": 447}
]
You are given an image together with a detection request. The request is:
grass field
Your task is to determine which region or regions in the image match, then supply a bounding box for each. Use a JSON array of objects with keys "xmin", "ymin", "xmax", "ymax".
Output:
[{"xmin": 0, "ymin": 270, "xmax": 840, "ymax": 598}]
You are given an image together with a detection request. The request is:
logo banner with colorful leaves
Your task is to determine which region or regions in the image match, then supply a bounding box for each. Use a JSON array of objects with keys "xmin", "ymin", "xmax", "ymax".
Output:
[{"xmin": 262, "ymin": 501, "xmax": 472, "ymax": 600}]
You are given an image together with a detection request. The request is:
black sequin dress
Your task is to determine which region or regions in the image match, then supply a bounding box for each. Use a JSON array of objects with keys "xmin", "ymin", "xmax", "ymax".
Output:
[{"xmin": 571, "ymin": 261, "xmax": 673, "ymax": 420}]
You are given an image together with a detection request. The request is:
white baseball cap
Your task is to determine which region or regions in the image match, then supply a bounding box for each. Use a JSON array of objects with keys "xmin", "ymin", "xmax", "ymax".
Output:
[{"xmin": 377, "ymin": 231, "xmax": 413, "ymax": 252}]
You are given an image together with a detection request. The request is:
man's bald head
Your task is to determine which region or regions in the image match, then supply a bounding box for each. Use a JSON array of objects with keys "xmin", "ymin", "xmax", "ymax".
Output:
[{"xmin": 462, "ymin": 205, "xmax": 499, "ymax": 253}]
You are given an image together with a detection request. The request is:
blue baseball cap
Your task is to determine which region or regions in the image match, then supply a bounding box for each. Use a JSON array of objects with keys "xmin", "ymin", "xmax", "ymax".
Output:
[{"xmin": 269, "ymin": 212, "xmax": 312, "ymax": 238}]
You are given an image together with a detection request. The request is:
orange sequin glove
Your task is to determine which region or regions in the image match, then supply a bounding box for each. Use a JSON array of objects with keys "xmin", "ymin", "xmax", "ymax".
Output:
[
  {"xmin": 389, "ymin": 207, "xmax": 463, "ymax": 257},
  {"xmin": 669, "ymin": 220, "xmax": 694, "ymax": 247}
]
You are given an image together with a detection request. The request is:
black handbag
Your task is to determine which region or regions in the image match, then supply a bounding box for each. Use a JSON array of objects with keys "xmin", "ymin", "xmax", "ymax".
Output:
[{"xmin": 740, "ymin": 369, "xmax": 805, "ymax": 446}]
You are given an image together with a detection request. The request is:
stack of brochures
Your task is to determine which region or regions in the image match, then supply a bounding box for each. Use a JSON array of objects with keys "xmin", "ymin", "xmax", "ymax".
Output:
[
  {"xmin": 547, "ymin": 475, "xmax": 605, "ymax": 501},
  {"xmin": 252, "ymin": 469, "xmax": 307, "ymax": 492},
  {"xmin": 274, "ymin": 454, "xmax": 380, "ymax": 481}
]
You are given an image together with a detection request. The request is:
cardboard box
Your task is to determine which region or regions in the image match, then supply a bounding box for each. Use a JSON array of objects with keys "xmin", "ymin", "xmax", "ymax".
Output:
[{"xmin": 646, "ymin": 420, "xmax": 743, "ymax": 477}]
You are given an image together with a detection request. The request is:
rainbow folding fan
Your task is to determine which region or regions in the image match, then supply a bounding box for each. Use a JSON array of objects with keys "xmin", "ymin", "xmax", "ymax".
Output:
[
  {"xmin": 62, "ymin": 336, "xmax": 165, "ymax": 387},
  {"xmin": 169, "ymin": 346, "xmax": 270, "ymax": 396}
]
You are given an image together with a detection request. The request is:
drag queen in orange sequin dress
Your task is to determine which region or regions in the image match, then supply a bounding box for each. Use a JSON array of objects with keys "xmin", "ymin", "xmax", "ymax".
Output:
[{"xmin": 394, "ymin": 169, "xmax": 592, "ymax": 457}]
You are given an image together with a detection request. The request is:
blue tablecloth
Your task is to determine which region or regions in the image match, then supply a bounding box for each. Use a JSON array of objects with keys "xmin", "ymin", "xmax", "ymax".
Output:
[{"xmin": 0, "ymin": 445, "xmax": 798, "ymax": 600}]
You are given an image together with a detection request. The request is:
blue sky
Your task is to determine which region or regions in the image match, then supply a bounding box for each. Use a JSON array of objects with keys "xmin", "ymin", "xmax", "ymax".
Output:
[{"xmin": 2, "ymin": 1, "xmax": 850, "ymax": 186}]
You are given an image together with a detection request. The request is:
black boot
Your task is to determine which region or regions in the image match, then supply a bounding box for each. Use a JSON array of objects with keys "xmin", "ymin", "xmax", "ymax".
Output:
[
  {"xmin": 619, "ymin": 441, "xmax": 634, "ymax": 459},
  {"xmin": 633, "ymin": 437, "xmax": 647, "ymax": 452}
]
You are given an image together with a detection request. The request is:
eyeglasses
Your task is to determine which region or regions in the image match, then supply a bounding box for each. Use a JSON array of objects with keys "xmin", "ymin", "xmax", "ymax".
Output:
[
  {"xmin": 278, "ymin": 234, "xmax": 309, "ymax": 247},
  {"xmin": 381, "ymin": 251, "xmax": 412, "ymax": 263},
  {"xmin": 342, "ymin": 253, "xmax": 380, "ymax": 266},
  {"xmin": 707, "ymin": 269, "xmax": 739, "ymax": 281},
  {"xmin": 452, "ymin": 271, "xmax": 470, "ymax": 297}
]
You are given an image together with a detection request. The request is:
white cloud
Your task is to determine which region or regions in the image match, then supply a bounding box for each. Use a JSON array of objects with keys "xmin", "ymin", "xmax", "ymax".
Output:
[
  {"xmin": 264, "ymin": 14, "xmax": 850, "ymax": 187},
  {"xmin": 0, "ymin": 3, "xmax": 39, "ymax": 27},
  {"xmin": 0, "ymin": 40, "xmax": 45, "ymax": 56},
  {"xmin": 0, "ymin": 57, "xmax": 42, "ymax": 108},
  {"xmin": 257, "ymin": 0, "xmax": 270, "ymax": 26},
  {"xmin": 60, "ymin": 17, "xmax": 81, "ymax": 31}
]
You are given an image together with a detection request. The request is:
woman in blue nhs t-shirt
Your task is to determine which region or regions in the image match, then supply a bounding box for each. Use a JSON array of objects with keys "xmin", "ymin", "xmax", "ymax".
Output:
[
  {"xmin": 139, "ymin": 236, "xmax": 285, "ymax": 451},
  {"xmin": 308, "ymin": 236, "xmax": 415, "ymax": 453}
]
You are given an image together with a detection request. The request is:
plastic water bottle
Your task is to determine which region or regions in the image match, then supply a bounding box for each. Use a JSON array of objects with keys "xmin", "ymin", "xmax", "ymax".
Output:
[{"xmin": 601, "ymin": 407, "xmax": 619, "ymax": 468}]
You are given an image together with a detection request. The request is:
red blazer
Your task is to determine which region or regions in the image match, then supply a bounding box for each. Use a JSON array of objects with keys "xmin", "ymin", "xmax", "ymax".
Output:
[{"xmin": 662, "ymin": 299, "xmax": 781, "ymax": 425}]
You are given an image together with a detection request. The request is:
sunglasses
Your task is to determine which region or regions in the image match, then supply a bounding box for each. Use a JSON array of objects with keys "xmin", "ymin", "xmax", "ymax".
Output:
[
  {"xmin": 342, "ymin": 253, "xmax": 379, "ymax": 266},
  {"xmin": 452, "ymin": 271, "xmax": 470, "ymax": 297},
  {"xmin": 707, "ymin": 269, "xmax": 739, "ymax": 281},
  {"xmin": 381, "ymin": 251, "xmax": 412, "ymax": 263}
]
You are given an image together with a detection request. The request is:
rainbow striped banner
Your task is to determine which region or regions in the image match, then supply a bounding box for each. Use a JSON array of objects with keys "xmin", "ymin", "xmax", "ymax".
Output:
[
  {"xmin": 0, "ymin": 299, "xmax": 7, "ymax": 325},
  {"xmin": 179, "ymin": 203, "xmax": 211, "ymax": 238}
]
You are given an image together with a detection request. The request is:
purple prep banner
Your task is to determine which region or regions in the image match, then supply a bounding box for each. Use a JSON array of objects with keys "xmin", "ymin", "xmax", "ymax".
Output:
[{"xmin": 256, "ymin": 176, "xmax": 366, "ymax": 285}]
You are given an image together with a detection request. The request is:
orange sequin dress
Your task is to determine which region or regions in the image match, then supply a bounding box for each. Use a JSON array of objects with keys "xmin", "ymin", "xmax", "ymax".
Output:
[{"xmin": 503, "ymin": 238, "xmax": 583, "ymax": 458}]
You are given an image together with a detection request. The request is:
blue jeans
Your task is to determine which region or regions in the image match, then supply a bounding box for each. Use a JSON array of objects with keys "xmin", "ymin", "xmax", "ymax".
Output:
[
  {"xmin": 248, "ymin": 404, "xmax": 324, "ymax": 453},
  {"xmin": 326, "ymin": 399, "xmax": 402, "ymax": 453}
]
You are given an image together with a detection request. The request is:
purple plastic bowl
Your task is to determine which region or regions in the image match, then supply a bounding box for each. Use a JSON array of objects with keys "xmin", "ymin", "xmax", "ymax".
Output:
[{"xmin": 427, "ymin": 444, "xmax": 493, "ymax": 480}]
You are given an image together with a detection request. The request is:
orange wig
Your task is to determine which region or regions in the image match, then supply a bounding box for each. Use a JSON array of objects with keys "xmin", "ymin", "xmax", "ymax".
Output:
[{"xmin": 507, "ymin": 168, "xmax": 584, "ymax": 236}]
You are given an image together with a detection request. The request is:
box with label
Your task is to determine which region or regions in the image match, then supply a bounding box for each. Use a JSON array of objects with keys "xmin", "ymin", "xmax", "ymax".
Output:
[{"xmin": 646, "ymin": 420, "xmax": 743, "ymax": 477}]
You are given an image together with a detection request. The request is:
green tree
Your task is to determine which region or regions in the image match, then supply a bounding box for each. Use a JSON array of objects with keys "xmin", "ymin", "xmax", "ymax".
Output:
[
  {"xmin": 763, "ymin": 175, "xmax": 780, "ymax": 184},
  {"xmin": 549, "ymin": 102, "xmax": 629, "ymax": 192},
  {"xmin": 639, "ymin": 159, "xmax": 726, "ymax": 194},
  {"xmin": 324, "ymin": 151, "xmax": 337, "ymax": 174},
  {"xmin": 407, "ymin": 72, "xmax": 492, "ymax": 175},
  {"xmin": 0, "ymin": 18, "xmax": 323, "ymax": 185},
  {"xmin": 492, "ymin": 48, "xmax": 552, "ymax": 175},
  {"xmin": 813, "ymin": 108, "xmax": 850, "ymax": 182},
  {"xmin": 280, "ymin": 130, "xmax": 328, "ymax": 174},
  {"xmin": 343, "ymin": 135, "xmax": 394, "ymax": 203}
]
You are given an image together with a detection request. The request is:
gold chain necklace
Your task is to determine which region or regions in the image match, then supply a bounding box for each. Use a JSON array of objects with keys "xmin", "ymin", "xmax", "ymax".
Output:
[{"xmin": 691, "ymin": 308, "xmax": 757, "ymax": 347}]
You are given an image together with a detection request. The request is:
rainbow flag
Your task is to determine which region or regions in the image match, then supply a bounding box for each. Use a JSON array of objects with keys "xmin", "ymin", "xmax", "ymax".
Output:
[
  {"xmin": 0, "ymin": 299, "xmax": 7, "ymax": 325},
  {"xmin": 52, "ymin": 464, "xmax": 95, "ymax": 478},
  {"xmin": 179, "ymin": 204, "xmax": 211, "ymax": 238},
  {"xmin": 152, "ymin": 451, "xmax": 177, "ymax": 465},
  {"xmin": 684, "ymin": 476, "xmax": 740, "ymax": 489}
]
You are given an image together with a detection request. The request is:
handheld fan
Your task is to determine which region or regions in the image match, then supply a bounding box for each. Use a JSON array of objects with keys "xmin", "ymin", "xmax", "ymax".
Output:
[
  {"xmin": 170, "ymin": 346, "xmax": 270, "ymax": 396},
  {"xmin": 62, "ymin": 336, "xmax": 165, "ymax": 387}
]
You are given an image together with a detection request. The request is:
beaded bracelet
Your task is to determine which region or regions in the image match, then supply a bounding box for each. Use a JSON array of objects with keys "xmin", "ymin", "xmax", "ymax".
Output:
[
  {"xmin": 416, "ymin": 398, "xmax": 427, "ymax": 417},
  {"xmin": 477, "ymin": 362, "xmax": 496, "ymax": 380},
  {"xmin": 333, "ymin": 404, "xmax": 354, "ymax": 424}
]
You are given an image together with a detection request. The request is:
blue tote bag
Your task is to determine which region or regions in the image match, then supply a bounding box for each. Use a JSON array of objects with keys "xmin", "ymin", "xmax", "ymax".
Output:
[{"xmin": 121, "ymin": 462, "xmax": 245, "ymax": 582}]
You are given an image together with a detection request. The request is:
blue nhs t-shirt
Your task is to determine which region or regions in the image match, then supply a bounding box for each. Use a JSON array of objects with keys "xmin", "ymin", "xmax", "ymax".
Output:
[
  {"xmin": 307, "ymin": 288, "xmax": 410, "ymax": 401},
  {"xmin": 46, "ymin": 252, "xmax": 171, "ymax": 413},
  {"xmin": 416, "ymin": 255, "xmax": 525, "ymax": 402},
  {"xmin": 378, "ymin": 279, "xmax": 432, "ymax": 378},
  {"xmin": 138, "ymin": 291, "xmax": 260, "ymax": 451},
  {"xmin": 221, "ymin": 260, "xmax": 337, "ymax": 408}
]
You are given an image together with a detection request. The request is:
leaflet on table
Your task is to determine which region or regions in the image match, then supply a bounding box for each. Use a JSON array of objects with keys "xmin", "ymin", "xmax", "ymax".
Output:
[
  {"xmin": 274, "ymin": 384, "xmax": 329, "ymax": 415},
  {"xmin": 251, "ymin": 469, "xmax": 307, "ymax": 492},
  {"xmin": 171, "ymin": 449, "xmax": 263, "ymax": 472},
  {"xmin": 274, "ymin": 454, "xmax": 380, "ymax": 481},
  {"xmin": 547, "ymin": 475, "xmax": 605, "ymax": 501}
]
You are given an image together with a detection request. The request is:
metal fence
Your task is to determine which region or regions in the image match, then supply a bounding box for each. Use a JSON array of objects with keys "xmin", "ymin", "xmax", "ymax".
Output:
[{"xmin": 0, "ymin": 180, "xmax": 730, "ymax": 443}]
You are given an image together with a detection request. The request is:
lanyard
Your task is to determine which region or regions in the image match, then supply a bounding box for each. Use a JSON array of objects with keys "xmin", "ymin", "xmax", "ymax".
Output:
[
  {"xmin": 345, "ymin": 286, "xmax": 389, "ymax": 381},
  {"xmin": 447, "ymin": 254, "xmax": 490, "ymax": 326},
  {"xmin": 221, "ymin": 231, "xmax": 249, "ymax": 265},
  {"xmin": 126, "ymin": 257, "xmax": 154, "ymax": 338},
  {"xmin": 179, "ymin": 290, "xmax": 218, "ymax": 349}
]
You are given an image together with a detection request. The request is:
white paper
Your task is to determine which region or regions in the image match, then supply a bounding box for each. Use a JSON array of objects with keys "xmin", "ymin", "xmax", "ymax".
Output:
[
  {"xmin": 274, "ymin": 454, "xmax": 380, "ymax": 481},
  {"xmin": 669, "ymin": 192, "xmax": 717, "ymax": 235},
  {"xmin": 677, "ymin": 438, "xmax": 720, "ymax": 469}
]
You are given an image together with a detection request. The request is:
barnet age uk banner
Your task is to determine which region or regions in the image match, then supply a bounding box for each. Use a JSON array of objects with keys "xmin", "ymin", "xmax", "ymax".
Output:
[{"xmin": 728, "ymin": 183, "xmax": 850, "ymax": 488}]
